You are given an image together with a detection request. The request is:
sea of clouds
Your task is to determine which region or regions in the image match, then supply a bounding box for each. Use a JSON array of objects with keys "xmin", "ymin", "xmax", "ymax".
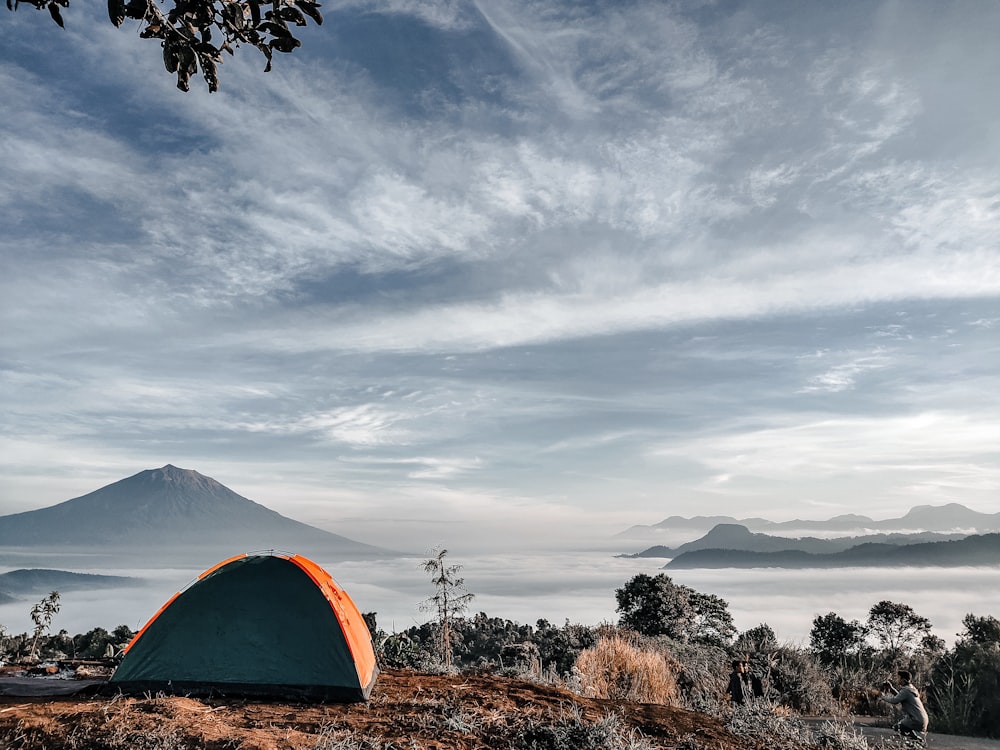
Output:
[{"xmin": 0, "ymin": 551, "xmax": 996, "ymax": 649}]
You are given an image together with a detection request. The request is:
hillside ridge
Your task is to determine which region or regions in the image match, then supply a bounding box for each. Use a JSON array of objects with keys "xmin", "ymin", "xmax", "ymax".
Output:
[{"xmin": 620, "ymin": 502, "xmax": 1000, "ymax": 540}]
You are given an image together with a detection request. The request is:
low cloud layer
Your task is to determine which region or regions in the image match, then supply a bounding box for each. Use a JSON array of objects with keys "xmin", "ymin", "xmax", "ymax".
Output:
[{"xmin": 0, "ymin": 555, "xmax": 993, "ymax": 650}]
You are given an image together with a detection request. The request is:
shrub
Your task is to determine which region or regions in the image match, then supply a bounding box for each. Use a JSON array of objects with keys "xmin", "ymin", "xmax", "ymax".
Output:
[
  {"xmin": 928, "ymin": 631, "xmax": 1000, "ymax": 738},
  {"xmin": 645, "ymin": 636, "xmax": 730, "ymax": 712},
  {"xmin": 574, "ymin": 635, "xmax": 680, "ymax": 705},
  {"xmin": 534, "ymin": 619, "xmax": 599, "ymax": 675},
  {"xmin": 767, "ymin": 645, "xmax": 841, "ymax": 716}
]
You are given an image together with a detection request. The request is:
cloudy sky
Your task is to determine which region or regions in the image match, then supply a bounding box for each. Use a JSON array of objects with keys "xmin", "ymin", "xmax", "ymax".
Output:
[{"xmin": 2, "ymin": 0, "xmax": 999, "ymax": 552}]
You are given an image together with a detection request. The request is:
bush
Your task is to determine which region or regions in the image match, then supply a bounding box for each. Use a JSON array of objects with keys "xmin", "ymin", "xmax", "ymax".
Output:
[
  {"xmin": 534, "ymin": 619, "xmax": 600, "ymax": 676},
  {"xmin": 766, "ymin": 645, "xmax": 841, "ymax": 716},
  {"xmin": 644, "ymin": 637, "xmax": 729, "ymax": 712},
  {"xmin": 574, "ymin": 635, "xmax": 680, "ymax": 705},
  {"xmin": 928, "ymin": 635, "xmax": 1000, "ymax": 738}
]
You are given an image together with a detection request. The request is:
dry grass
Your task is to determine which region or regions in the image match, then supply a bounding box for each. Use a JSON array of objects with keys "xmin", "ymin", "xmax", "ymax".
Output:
[
  {"xmin": 575, "ymin": 635, "xmax": 681, "ymax": 705},
  {"xmin": 0, "ymin": 670, "xmax": 754, "ymax": 750}
]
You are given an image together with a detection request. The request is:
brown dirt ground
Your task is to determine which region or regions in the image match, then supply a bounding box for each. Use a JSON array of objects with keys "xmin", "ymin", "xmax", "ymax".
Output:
[
  {"xmin": 3, "ymin": 671, "xmax": 997, "ymax": 750},
  {"xmin": 0, "ymin": 669, "xmax": 759, "ymax": 750}
]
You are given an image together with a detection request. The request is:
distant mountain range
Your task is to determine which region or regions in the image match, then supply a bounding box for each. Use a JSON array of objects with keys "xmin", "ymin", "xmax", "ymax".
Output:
[
  {"xmin": 663, "ymin": 532, "xmax": 1000, "ymax": 569},
  {"xmin": 619, "ymin": 503, "xmax": 1000, "ymax": 540},
  {"xmin": 620, "ymin": 524, "xmax": 966, "ymax": 558},
  {"xmin": 0, "ymin": 465, "xmax": 397, "ymax": 560}
]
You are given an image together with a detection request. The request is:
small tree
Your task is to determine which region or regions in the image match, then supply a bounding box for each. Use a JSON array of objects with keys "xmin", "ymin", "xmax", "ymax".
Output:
[
  {"xmin": 689, "ymin": 591, "xmax": 736, "ymax": 647},
  {"xmin": 810, "ymin": 611, "xmax": 868, "ymax": 666},
  {"xmin": 28, "ymin": 591, "xmax": 60, "ymax": 662},
  {"xmin": 419, "ymin": 548, "xmax": 473, "ymax": 670},
  {"xmin": 615, "ymin": 573, "xmax": 694, "ymax": 640},
  {"xmin": 615, "ymin": 573, "xmax": 735, "ymax": 646},
  {"xmin": 866, "ymin": 600, "xmax": 931, "ymax": 655},
  {"xmin": 960, "ymin": 614, "xmax": 1000, "ymax": 646}
]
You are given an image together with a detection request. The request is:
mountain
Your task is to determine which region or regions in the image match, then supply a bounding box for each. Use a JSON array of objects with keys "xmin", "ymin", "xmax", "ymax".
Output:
[
  {"xmin": 0, "ymin": 465, "xmax": 396, "ymax": 559},
  {"xmin": 619, "ymin": 524, "xmax": 966, "ymax": 558},
  {"xmin": 0, "ymin": 569, "xmax": 141, "ymax": 596},
  {"xmin": 664, "ymin": 533, "xmax": 1000, "ymax": 569},
  {"xmin": 896, "ymin": 503, "xmax": 994, "ymax": 529},
  {"xmin": 619, "ymin": 503, "xmax": 1000, "ymax": 540}
]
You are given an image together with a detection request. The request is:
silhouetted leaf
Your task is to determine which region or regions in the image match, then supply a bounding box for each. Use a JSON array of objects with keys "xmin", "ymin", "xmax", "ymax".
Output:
[
  {"xmin": 293, "ymin": 0, "xmax": 321, "ymax": 25},
  {"xmin": 198, "ymin": 52, "xmax": 218, "ymax": 92},
  {"xmin": 162, "ymin": 41, "xmax": 178, "ymax": 72},
  {"xmin": 256, "ymin": 19, "xmax": 288, "ymax": 37},
  {"xmin": 107, "ymin": 0, "xmax": 124, "ymax": 26},
  {"xmin": 268, "ymin": 34, "xmax": 299, "ymax": 53},
  {"xmin": 277, "ymin": 6, "xmax": 305, "ymax": 26},
  {"xmin": 46, "ymin": 1, "xmax": 63, "ymax": 26},
  {"xmin": 124, "ymin": 0, "xmax": 147, "ymax": 20}
]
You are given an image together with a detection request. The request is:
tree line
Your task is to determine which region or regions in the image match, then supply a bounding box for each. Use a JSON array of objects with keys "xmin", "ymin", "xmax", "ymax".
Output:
[
  {"xmin": 0, "ymin": 591, "xmax": 135, "ymax": 663},
  {"xmin": 375, "ymin": 559, "xmax": 999, "ymax": 739}
]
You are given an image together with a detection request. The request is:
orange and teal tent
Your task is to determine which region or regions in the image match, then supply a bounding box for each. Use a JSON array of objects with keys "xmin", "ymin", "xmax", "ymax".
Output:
[{"xmin": 110, "ymin": 552, "xmax": 378, "ymax": 701}]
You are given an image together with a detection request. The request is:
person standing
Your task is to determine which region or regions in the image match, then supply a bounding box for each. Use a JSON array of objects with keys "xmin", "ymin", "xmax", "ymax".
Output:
[
  {"xmin": 727, "ymin": 659, "xmax": 763, "ymax": 705},
  {"xmin": 880, "ymin": 670, "xmax": 928, "ymax": 742}
]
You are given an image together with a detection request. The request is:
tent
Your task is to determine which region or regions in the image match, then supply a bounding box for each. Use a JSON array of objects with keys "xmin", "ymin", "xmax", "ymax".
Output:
[{"xmin": 109, "ymin": 552, "xmax": 378, "ymax": 701}]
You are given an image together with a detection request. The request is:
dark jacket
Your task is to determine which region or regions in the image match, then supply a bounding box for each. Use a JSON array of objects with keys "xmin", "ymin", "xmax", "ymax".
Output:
[{"xmin": 728, "ymin": 671, "xmax": 763, "ymax": 705}]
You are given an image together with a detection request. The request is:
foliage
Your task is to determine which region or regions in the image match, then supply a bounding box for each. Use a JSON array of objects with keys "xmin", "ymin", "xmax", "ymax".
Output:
[
  {"xmin": 865, "ymin": 601, "xmax": 932, "ymax": 655},
  {"xmin": 734, "ymin": 623, "xmax": 778, "ymax": 656},
  {"xmin": 653, "ymin": 637, "xmax": 730, "ymax": 712},
  {"xmin": 616, "ymin": 574, "xmax": 693, "ymax": 640},
  {"xmin": 803, "ymin": 602, "xmax": 1000, "ymax": 738},
  {"xmin": 615, "ymin": 574, "xmax": 734, "ymax": 646},
  {"xmin": 4, "ymin": 0, "xmax": 322, "ymax": 91},
  {"xmin": 452, "ymin": 612, "xmax": 536, "ymax": 671},
  {"xmin": 810, "ymin": 612, "xmax": 870, "ymax": 667},
  {"xmin": 959, "ymin": 613, "xmax": 1000, "ymax": 645},
  {"xmin": 927, "ymin": 612, "xmax": 1000, "ymax": 738},
  {"xmin": 574, "ymin": 635, "xmax": 681, "ymax": 704},
  {"xmin": 419, "ymin": 548, "xmax": 474, "ymax": 671},
  {"xmin": 688, "ymin": 591, "xmax": 737, "ymax": 648},
  {"xmin": 534, "ymin": 619, "xmax": 599, "ymax": 676},
  {"xmin": 765, "ymin": 645, "xmax": 841, "ymax": 716},
  {"xmin": 28, "ymin": 591, "xmax": 60, "ymax": 662},
  {"xmin": 73, "ymin": 625, "xmax": 135, "ymax": 660}
]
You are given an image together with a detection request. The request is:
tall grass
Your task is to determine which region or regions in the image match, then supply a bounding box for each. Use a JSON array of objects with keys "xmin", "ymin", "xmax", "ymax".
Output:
[{"xmin": 574, "ymin": 635, "xmax": 680, "ymax": 705}]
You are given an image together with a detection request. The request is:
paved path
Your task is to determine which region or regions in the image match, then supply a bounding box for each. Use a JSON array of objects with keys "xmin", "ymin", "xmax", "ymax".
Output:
[{"xmin": 807, "ymin": 716, "xmax": 1000, "ymax": 750}]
